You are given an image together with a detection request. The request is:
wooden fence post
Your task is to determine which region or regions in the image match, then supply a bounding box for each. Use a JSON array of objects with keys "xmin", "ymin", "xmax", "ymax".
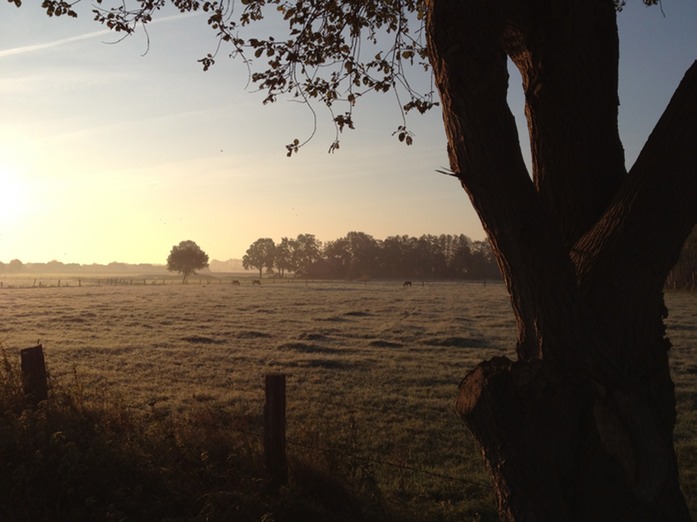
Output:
[
  {"xmin": 264, "ymin": 373, "xmax": 287, "ymax": 488},
  {"xmin": 20, "ymin": 345, "xmax": 48, "ymax": 406}
]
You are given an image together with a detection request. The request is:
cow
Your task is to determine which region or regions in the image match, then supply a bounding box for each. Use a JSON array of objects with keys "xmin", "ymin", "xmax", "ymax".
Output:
[
  {"xmin": 403, "ymin": 281, "xmax": 412, "ymax": 288},
  {"xmin": 232, "ymin": 280, "xmax": 241, "ymax": 286},
  {"xmin": 252, "ymin": 279, "xmax": 261, "ymax": 286}
]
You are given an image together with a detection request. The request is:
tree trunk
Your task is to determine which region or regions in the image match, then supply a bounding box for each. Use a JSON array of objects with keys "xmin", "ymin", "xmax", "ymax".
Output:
[{"xmin": 425, "ymin": 0, "xmax": 696, "ymax": 519}]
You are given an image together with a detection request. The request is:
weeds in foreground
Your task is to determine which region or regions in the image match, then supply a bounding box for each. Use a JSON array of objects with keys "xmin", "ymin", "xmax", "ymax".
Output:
[{"xmin": 0, "ymin": 356, "xmax": 496, "ymax": 522}]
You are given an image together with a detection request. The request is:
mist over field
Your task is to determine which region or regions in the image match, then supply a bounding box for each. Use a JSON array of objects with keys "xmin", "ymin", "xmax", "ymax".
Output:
[{"xmin": 0, "ymin": 259, "xmax": 245, "ymax": 275}]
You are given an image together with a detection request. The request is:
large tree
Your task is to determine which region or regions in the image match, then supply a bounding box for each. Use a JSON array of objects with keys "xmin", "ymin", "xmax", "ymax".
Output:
[
  {"xmin": 242, "ymin": 237, "xmax": 276, "ymax": 278},
  {"xmin": 274, "ymin": 237, "xmax": 295, "ymax": 277},
  {"xmin": 292, "ymin": 233, "xmax": 323, "ymax": 277},
  {"xmin": 166, "ymin": 240, "xmax": 209, "ymax": 283},
  {"xmin": 15, "ymin": 0, "xmax": 697, "ymax": 519}
]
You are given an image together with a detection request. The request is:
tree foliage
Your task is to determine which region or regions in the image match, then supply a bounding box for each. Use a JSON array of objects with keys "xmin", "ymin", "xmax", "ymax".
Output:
[
  {"xmin": 166, "ymin": 240, "xmax": 209, "ymax": 283},
  {"xmin": 242, "ymin": 237, "xmax": 276, "ymax": 278},
  {"xmin": 273, "ymin": 237, "xmax": 294, "ymax": 277},
  {"xmin": 244, "ymin": 232, "xmax": 500, "ymax": 280},
  {"xmin": 291, "ymin": 233, "xmax": 323, "ymax": 276},
  {"xmin": 7, "ymin": 259, "xmax": 24, "ymax": 272},
  {"xmin": 11, "ymin": 0, "xmax": 437, "ymax": 154}
]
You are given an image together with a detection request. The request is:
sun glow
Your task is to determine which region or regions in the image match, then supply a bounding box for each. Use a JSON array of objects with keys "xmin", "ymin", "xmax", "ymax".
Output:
[{"xmin": 0, "ymin": 164, "xmax": 31, "ymax": 223}]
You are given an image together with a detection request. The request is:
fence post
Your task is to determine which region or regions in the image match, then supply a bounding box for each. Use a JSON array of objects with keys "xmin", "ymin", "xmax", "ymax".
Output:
[
  {"xmin": 20, "ymin": 345, "xmax": 48, "ymax": 406},
  {"xmin": 264, "ymin": 373, "xmax": 287, "ymax": 488}
]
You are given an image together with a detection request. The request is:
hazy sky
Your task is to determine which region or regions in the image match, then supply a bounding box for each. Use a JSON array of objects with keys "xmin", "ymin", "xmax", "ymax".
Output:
[{"xmin": 1, "ymin": 1, "xmax": 696, "ymax": 264}]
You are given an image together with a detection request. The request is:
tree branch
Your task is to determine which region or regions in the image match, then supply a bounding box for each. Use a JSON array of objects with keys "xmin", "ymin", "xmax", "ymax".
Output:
[
  {"xmin": 573, "ymin": 60, "xmax": 697, "ymax": 383},
  {"xmin": 575, "ymin": 60, "xmax": 697, "ymax": 299}
]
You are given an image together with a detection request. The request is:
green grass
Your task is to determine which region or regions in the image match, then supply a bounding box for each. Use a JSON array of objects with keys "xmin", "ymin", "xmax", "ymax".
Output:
[{"xmin": 0, "ymin": 280, "xmax": 695, "ymax": 520}]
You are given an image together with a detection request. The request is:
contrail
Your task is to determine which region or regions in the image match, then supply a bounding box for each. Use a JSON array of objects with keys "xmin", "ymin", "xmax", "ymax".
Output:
[
  {"xmin": 0, "ymin": 29, "xmax": 111, "ymax": 58},
  {"xmin": 0, "ymin": 11, "xmax": 202, "ymax": 59}
]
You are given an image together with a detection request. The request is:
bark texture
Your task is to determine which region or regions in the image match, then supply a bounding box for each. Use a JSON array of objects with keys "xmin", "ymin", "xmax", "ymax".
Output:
[{"xmin": 425, "ymin": 0, "xmax": 697, "ymax": 519}]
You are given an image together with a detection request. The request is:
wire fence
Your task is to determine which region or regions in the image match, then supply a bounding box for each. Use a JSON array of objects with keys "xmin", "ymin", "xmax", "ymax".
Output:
[
  {"xmin": 19, "ymin": 344, "xmax": 490, "ymax": 497},
  {"xmin": 0, "ymin": 276, "xmax": 222, "ymax": 288},
  {"xmin": 176, "ymin": 371, "xmax": 492, "ymax": 495},
  {"xmin": 199, "ymin": 399, "xmax": 492, "ymax": 498}
]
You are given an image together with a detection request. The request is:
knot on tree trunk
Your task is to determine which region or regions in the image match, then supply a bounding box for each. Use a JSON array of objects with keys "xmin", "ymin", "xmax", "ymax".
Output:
[
  {"xmin": 456, "ymin": 357, "xmax": 588, "ymax": 520},
  {"xmin": 456, "ymin": 357, "xmax": 689, "ymax": 521}
]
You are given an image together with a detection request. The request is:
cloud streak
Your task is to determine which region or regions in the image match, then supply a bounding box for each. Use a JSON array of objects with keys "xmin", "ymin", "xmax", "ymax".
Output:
[
  {"xmin": 0, "ymin": 29, "xmax": 112, "ymax": 59},
  {"xmin": 0, "ymin": 11, "xmax": 201, "ymax": 59}
]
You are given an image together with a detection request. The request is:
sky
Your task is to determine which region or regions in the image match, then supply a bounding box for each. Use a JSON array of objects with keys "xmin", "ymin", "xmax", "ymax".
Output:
[{"xmin": 1, "ymin": 1, "xmax": 696, "ymax": 265}]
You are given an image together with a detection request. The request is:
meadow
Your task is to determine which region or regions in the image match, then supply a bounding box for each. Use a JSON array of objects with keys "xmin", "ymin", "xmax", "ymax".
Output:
[{"xmin": 0, "ymin": 276, "xmax": 695, "ymax": 520}]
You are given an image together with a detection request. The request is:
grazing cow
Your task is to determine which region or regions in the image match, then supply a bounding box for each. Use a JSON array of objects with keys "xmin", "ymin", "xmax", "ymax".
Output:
[
  {"xmin": 252, "ymin": 279, "xmax": 261, "ymax": 286},
  {"xmin": 232, "ymin": 280, "xmax": 240, "ymax": 286},
  {"xmin": 403, "ymin": 281, "xmax": 412, "ymax": 288}
]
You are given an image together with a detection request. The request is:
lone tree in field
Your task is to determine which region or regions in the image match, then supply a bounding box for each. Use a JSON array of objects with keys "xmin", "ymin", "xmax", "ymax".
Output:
[
  {"xmin": 166, "ymin": 240, "xmax": 209, "ymax": 283},
  {"xmin": 17, "ymin": 0, "xmax": 697, "ymax": 519}
]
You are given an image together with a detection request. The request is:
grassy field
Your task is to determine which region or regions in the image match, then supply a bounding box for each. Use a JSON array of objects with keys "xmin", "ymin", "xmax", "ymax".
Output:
[{"xmin": 0, "ymin": 278, "xmax": 695, "ymax": 520}]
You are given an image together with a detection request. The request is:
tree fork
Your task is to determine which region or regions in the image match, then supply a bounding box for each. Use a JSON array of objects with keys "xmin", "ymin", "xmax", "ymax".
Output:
[
  {"xmin": 425, "ymin": 0, "xmax": 594, "ymax": 365},
  {"xmin": 502, "ymin": 0, "xmax": 627, "ymax": 247}
]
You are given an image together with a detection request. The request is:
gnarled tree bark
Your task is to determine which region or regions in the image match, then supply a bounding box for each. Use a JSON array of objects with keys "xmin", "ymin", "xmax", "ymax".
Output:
[{"xmin": 426, "ymin": 0, "xmax": 696, "ymax": 519}]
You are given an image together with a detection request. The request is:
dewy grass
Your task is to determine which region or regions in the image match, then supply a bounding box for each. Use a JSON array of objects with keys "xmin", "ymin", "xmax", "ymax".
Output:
[{"xmin": 0, "ymin": 280, "xmax": 695, "ymax": 520}]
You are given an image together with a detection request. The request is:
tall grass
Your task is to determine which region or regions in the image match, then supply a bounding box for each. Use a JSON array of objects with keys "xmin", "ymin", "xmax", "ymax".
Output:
[{"xmin": 1, "ymin": 357, "xmax": 454, "ymax": 521}]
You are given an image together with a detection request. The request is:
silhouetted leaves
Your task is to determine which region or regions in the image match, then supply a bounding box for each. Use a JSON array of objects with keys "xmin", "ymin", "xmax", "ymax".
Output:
[
  {"xmin": 82, "ymin": 0, "xmax": 435, "ymax": 154},
  {"xmin": 41, "ymin": 0, "xmax": 77, "ymax": 17}
]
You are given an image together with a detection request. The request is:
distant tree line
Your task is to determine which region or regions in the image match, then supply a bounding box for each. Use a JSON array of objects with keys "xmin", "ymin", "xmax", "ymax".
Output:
[
  {"xmin": 3, "ymin": 227, "xmax": 693, "ymax": 286},
  {"xmin": 243, "ymin": 232, "xmax": 503, "ymax": 281},
  {"xmin": 0, "ymin": 260, "xmax": 171, "ymax": 275}
]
